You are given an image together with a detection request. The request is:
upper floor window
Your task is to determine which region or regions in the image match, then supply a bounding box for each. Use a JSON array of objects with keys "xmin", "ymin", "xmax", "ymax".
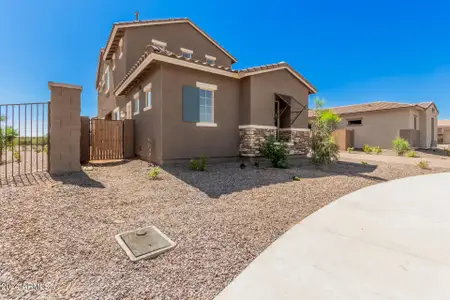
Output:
[
  {"xmin": 181, "ymin": 48, "xmax": 193, "ymax": 59},
  {"xmin": 143, "ymin": 83, "xmax": 152, "ymax": 111},
  {"xmin": 118, "ymin": 38, "xmax": 123, "ymax": 59},
  {"xmin": 105, "ymin": 66, "xmax": 111, "ymax": 93},
  {"xmin": 133, "ymin": 92, "xmax": 140, "ymax": 115},
  {"xmin": 205, "ymin": 55, "xmax": 216, "ymax": 65},
  {"xmin": 152, "ymin": 39, "xmax": 167, "ymax": 50}
]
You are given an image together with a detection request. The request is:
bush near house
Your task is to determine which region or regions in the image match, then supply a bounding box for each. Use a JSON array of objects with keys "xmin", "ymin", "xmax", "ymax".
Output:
[
  {"xmin": 347, "ymin": 147, "xmax": 354, "ymax": 154},
  {"xmin": 148, "ymin": 167, "xmax": 162, "ymax": 180},
  {"xmin": 260, "ymin": 135, "xmax": 289, "ymax": 168},
  {"xmin": 190, "ymin": 155, "xmax": 207, "ymax": 171},
  {"xmin": 363, "ymin": 144, "xmax": 373, "ymax": 154},
  {"xmin": 310, "ymin": 98, "xmax": 341, "ymax": 166},
  {"xmin": 373, "ymin": 146, "xmax": 382, "ymax": 155},
  {"xmin": 392, "ymin": 137, "xmax": 411, "ymax": 156}
]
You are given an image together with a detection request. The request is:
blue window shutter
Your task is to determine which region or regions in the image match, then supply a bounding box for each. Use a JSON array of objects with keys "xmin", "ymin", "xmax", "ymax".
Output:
[{"xmin": 182, "ymin": 85, "xmax": 200, "ymax": 122}]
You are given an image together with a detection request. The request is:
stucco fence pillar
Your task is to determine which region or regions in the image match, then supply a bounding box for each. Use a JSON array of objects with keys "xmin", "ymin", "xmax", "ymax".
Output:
[
  {"xmin": 48, "ymin": 82, "xmax": 82, "ymax": 174},
  {"xmin": 238, "ymin": 125, "xmax": 310, "ymax": 157}
]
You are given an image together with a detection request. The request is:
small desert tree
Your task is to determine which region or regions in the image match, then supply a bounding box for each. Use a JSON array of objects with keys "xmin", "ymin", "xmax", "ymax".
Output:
[
  {"xmin": 0, "ymin": 115, "xmax": 19, "ymax": 163},
  {"xmin": 310, "ymin": 98, "xmax": 341, "ymax": 166}
]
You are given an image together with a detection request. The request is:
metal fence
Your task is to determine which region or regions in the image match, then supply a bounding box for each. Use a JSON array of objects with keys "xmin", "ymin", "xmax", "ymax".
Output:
[{"xmin": 0, "ymin": 102, "xmax": 49, "ymax": 182}]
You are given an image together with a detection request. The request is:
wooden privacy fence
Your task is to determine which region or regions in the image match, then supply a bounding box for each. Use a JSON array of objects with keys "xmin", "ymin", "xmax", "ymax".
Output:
[
  {"xmin": 332, "ymin": 129, "xmax": 354, "ymax": 150},
  {"xmin": 80, "ymin": 118, "xmax": 134, "ymax": 162}
]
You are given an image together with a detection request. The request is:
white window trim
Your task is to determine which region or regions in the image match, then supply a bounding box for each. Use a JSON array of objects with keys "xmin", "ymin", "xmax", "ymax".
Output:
[
  {"xmin": 133, "ymin": 92, "xmax": 140, "ymax": 115},
  {"xmin": 181, "ymin": 48, "xmax": 193, "ymax": 54},
  {"xmin": 126, "ymin": 101, "xmax": 132, "ymax": 119},
  {"xmin": 113, "ymin": 107, "xmax": 120, "ymax": 120},
  {"xmin": 196, "ymin": 81, "xmax": 217, "ymax": 125},
  {"xmin": 118, "ymin": 38, "xmax": 123, "ymax": 59},
  {"xmin": 144, "ymin": 82, "xmax": 152, "ymax": 110},
  {"xmin": 196, "ymin": 122, "xmax": 218, "ymax": 127},
  {"xmin": 205, "ymin": 54, "xmax": 216, "ymax": 64},
  {"xmin": 105, "ymin": 66, "xmax": 110, "ymax": 94},
  {"xmin": 152, "ymin": 39, "xmax": 167, "ymax": 48},
  {"xmin": 112, "ymin": 53, "xmax": 116, "ymax": 71}
]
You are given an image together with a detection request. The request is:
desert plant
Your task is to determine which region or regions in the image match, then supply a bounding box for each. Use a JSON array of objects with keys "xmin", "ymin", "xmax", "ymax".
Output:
[
  {"xmin": 13, "ymin": 149, "xmax": 21, "ymax": 162},
  {"xmin": 148, "ymin": 167, "xmax": 161, "ymax": 180},
  {"xmin": 310, "ymin": 98, "xmax": 341, "ymax": 166},
  {"xmin": 190, "ymin": 155, "xmax": 207, "ymax": 171},
  {"xmin": 260, "ymin": 135, "xmax": 289, "ymax": 168},
  {"xmin": 407, "ymin": 151, "xmax": 417, "ymax": 158},
  {"xmin": 361, "ymin": 161, "xmax": 368, "ymax": 165},
  {"xmin": 444, "ymin": 148, "xmax": 450, "ymax": 156},
  {"xmin": 347, "ymin": 147, "xmax": 354, "ymax": 154},
  {"xmin": 363, "ymin": 144, "xmax": 373, "ymax": 154},
  {"xmin": 292, "ymin": 176, "xmax": 302, "ymax": 181},
  {"xmin": 417, "ymin": 160, "xmax": 430, "ymax": 169},
  {"xmin": 373, "ymin": 146, "xmax": 382, "ymax": 155},
  {"xmin": 0, "ymin": 115, "xmax": 19, "ymax": 163},
  {"xmin": 392, "ymin": 137, "xmax": 410, "ymax": 156}
]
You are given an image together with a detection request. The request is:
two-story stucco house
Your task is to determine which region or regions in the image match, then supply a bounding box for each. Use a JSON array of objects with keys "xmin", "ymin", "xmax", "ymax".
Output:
[{"xmin": 96, "ymin": 18, "xmax": 317, "ymax": 164}]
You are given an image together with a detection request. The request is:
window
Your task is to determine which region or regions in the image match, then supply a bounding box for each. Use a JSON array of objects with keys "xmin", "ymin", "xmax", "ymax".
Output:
[
  {"xmin": 152, "ymin": 39, "xmax": 167, "ymax": 50},
  {"xmin": 181, "ymin": 48, "xmax": 193, "ymax": 59},
  {"xmin": 347, "ymin": 119, "xmax": 362, "ymax": 125},
  {"xmin": 199, "ymin": 89, "xmax": 213, "ymax": 123},
  {"xmin": 105, "ymin": 67, "xmax": 110, "ymax": 93},
  {"xmin": 113, "ymin": 107, "xmax": 120, "ymax": 120},
  {"xmin": 133, "ymin": 92, "xmax": 140, "ymax": 115},
  {"xmin": 118, "ymin": 38, "xmax": 123, "ymax": 59},
  {"xmin": 143, "ymin": 83, "xmax": 152, "ymax": 111},
  {"xmin": 414, "ymin": 115, "xmax": 417, "ymax": 130},
  {"xmin": 205, "ymin": 55, "xmax": 216, "ymax": 65}
]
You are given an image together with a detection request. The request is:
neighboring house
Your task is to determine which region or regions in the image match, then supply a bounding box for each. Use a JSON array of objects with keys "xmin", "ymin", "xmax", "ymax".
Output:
[
  {"xmin": 308, "ymin": 101, "xmax": 439, "ymax": 149},
  {"xmin": 96, "ymin": 18, "xmax": 317, "ymax": 164},
  {"xmin": 438, "ymin": 120, "xmax": 450, "ymax": 144}
]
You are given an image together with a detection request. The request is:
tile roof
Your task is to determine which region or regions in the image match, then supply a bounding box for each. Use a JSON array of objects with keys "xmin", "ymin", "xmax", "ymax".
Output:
[
  {"xmin": 114, "ymin": 45, "xmax": 237, "ymax": 95},
  {"xmin": 308, "ymin": 101, "xmax": 435, "ymax": 117},
  {"xmin": 238, "ymin": 62, "xmax": 317, "ymax": 93},
  {"xmin": 103, "ymin": 18, "xmax": 237, "ymax": 62},
  {"xmin": 438, "ymin": 120, "xmax": 450, "ymax": 127}
]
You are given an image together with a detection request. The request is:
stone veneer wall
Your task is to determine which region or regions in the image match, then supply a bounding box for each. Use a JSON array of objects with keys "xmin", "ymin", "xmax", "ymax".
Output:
[
  {"xmin": 239, "ymin": 126, "xmax": 311, "ymax": 157},
  {"xmin": 279, "ymin": 129, "xmax": 311, "ymax": 155}
]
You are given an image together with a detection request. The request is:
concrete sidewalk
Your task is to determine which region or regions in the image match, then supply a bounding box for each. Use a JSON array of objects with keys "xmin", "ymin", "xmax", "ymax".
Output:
[
  {"xmin": 215, "ymin": 172, "xmax": 450, "ymax": 300},
  {"xmin": 339, "ymin": 151, "xmax": 450, "ymax": 168}
]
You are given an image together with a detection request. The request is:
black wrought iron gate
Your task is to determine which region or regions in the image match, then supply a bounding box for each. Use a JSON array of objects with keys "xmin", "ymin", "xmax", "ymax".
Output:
[{"xmin": 0, "ymin": 102, "xmax": 49, "ymax": 183}]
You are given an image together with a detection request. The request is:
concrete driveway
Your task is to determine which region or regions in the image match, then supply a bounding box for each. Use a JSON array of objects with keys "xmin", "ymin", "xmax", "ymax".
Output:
[{"xmin": 215, "ymin": 173, "xmax": 450, "ymax": 300}]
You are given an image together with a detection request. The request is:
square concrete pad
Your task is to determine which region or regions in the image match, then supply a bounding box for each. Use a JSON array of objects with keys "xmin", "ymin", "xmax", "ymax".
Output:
[{"xmin": 115, "ymin": 226, "xmax": 176, "ymax": 261}]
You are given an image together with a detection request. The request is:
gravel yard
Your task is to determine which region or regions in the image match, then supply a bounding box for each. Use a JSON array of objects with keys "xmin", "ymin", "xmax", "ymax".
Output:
[
  {"xmin": 0, "ymin": 159, "xmax": 448, "ymax": 299},
  {"xmin": 351, "ymin": 148, "xmax": 449, "ymax": 160}
]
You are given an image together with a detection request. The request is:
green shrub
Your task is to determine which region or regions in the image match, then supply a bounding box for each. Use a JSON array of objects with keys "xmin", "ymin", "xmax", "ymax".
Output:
[
  {"xmin": 363, "ymin": 144, "xmax": 373, "ymax": 154},
  {"xmin": 373, "ymin": 146, "xmax": 382, "ymax": 155},
  {"xmin": 361, "ymin": 161, "xmax": 368, "ymax": 165},
  {"xmin": 347, "ymin": 147, "xmax": 354, "ymax": 154},
  {"xmin": 392, "ymin": 137, "xmax": 410, "ymax": 156},
  {"xmin": 190, "ymin": 155, "xmax": 207, "ymax": 171},
  {"xmin": 13, "ymin": 150, "xmax": 21, "ymax": 162},
  {"xmin": 260, "ymin": 135, "xmax": 289, "ymax": 168},
  {"xmin": 148, "ymin": 167, "xmax": 161, "ymax": 180},
  {"xmin": 292, "ymin": 176, "xmax": 302, "ymax": 181},
  {"xmin": 407, "ymin": 151, "xmax": 417, "ymax": 158},
  {"xmin": 444, "ymin": 148, "xmax": 450, "ymax": 156},
  {"xmin": 417, "ymin": 160, "xmax": 430, "ymax": 169},
  {"xmin": 310, "ymin": 98, "xmax": 341, "ymax": 166}
]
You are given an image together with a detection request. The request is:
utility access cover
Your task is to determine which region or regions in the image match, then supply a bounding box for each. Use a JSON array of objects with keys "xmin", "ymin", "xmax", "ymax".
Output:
[{"xmin": 115, "ymin": 226, "xmax": 176, "ymax": 261}]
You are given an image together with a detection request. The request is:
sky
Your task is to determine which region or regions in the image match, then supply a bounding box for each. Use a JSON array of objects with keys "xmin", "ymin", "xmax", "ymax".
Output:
[{"xmin": 0, "ymin": 0, "xmax": 449, "ymax": 119}]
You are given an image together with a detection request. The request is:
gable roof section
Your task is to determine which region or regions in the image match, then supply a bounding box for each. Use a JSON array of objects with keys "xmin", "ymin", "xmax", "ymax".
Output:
[
  {"xmin": 308, "ymin": 101, "xmax": 436, "ymax": 118},
  {"xmin": 238, "ymin": 62, "xmax": 317, "ymax": 94},
  {"xmin": 103, "ymin": 18, "xmax": 237, "ymax": 63},
  {"xmin": 114, "ymin": 46, "xmax": 318, "ymax": 96}
]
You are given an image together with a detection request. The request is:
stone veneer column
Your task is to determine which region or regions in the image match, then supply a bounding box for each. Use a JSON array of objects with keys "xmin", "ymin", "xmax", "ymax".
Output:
[
  {"xmin": 279, "ymin": 128, "xmax": 311, "ymax": 155},
  {"xmin": 239, "ymin": 125, "xmax": 277, "ymax": 157},
  {"xmin": 48, "ymin": 82, "xmax": 82, "ymax": 174}
]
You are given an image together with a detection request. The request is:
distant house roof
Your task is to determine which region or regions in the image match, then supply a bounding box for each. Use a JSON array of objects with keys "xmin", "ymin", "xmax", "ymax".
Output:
[
  {"xmin": 308, "ymin": 101, "xmax": 437, "ymax": 118},
  {"xmin": 438, "ymin": 120, "xmax": 450, "ymax": 128},
  {"xmin": 102, "ymin": 18, "xmax": 238, "ymax": 63},
  {"xmin": 114, "ymin": 45, "xmax": 318, "ymax": 96}
]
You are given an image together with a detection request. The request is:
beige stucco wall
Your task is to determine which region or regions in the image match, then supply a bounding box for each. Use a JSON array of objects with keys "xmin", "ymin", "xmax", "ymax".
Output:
[
  {"xmin": 244, "ymin": 69, "xmax": 310, "ymax": 128},
  {"xmin": 336, "ymin": 109, "xmax": 413, "ymax": 149},
  {"xmin": 419, "ymin": 105, "xmax": 438, "ymax": 148}
]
